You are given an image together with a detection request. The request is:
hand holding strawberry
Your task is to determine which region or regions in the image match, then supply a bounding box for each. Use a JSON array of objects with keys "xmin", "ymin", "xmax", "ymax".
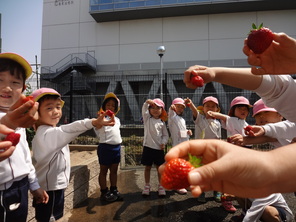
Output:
[
  {"xmin": 4, "ymin": 132, "xmax": 21, "ymax": 146},
  {"xmin": 247, "ymin": 23, "xmax": 273, "ymax": 54},
  {"xmin": 161, "ymin": 154, "xmax": 202, "ymax": 190},
  {"xmin": 244, "ymin": 125, "xmax": 255, "ymax": 137},
  {"xmin": 105, "ymin": 110, "xmax": 114, "ymax": 117}
]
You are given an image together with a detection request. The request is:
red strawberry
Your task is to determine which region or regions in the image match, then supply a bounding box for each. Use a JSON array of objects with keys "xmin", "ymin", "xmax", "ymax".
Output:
[
  {"xmin": 247, "ymin": 23, "xmax": 273, "ymax": 54},
  {"xmin": 245, "ymin": 125, "xmax": 253, "ymax": 132},
  {"xmin": 191, "ymin": 75, "xmax": 204, "ymax": 87},
  {"xmin": 105, "ymin": 110, "xmax": 114, "ymax": 117},
  {"xmin": 186, "ymin": 103, "xmax": 190, "ymax": 107},
  {"xmin": 161, "ymin": 154, "xmax": 202, "ymax": 190},
  {"xmin": 23, "ymin": 96, "xmax": 34, "ymax": 103},
  {"xmin": 4, "ymin": 132, "xmax": 21, "ymax": 146}
]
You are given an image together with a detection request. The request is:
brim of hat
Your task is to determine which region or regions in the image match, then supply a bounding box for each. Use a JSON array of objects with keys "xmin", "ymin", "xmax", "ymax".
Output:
[
  {"xmin": 233, "ymin": 102, "xmax": 252, "ymax": 107},
  {"xmin": 252, "ymin": 108, "xmax": 277, "ymax": 117},
  {"xmin": 34, "ymin": 92, "xmax": 65, "ymax": 107},
  {"xmin": 0, "ymin": 53, "xmax": 32, "ymax": 79}
]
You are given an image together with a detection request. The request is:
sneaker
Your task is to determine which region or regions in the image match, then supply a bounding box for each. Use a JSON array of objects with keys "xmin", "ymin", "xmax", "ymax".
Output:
[
  {"xmin": 111, "ymin": 188, "xmax": 123, "ymax": 201},
  {"xmin": 176, "ymin": 188, "xmax": 187, "ymax": 195},
  {"xmin": 100, "ymin": 190, "xmax": 117, "ymax": 202},
  {"xmin": 197, "ymin": 192, "xmax": 206, "ymax": 203},
  {"xmin": 142, "ymin": 185, "xmax": 150, "ymax": 196},
  {"xmin": 213, "ymin": 191, "xmax": 222, "ymax": 202},
  {"xmin": 221, "ymin": 198, "xmax": 237, "ymax": 213},
  {"xmin": 158, "ymin": 185, "xmax": 166, "ymax": 197}
]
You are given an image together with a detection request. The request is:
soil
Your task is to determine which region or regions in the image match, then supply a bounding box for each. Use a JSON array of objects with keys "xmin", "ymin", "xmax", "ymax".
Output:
[{"xmin": 70, "ymin": 150, "xmax": 97, "ymax": 166}]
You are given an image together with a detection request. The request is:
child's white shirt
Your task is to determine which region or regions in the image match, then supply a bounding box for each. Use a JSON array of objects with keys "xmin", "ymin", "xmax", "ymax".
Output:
[
  {"xmin": 256, "ymin": 75, "xmax": 296, "ymax": 122},
  {"xmin": 168, "ymin": 108, "xmax": 189, "ymax": 147},
  {"xmin": 142, "ymin": 102, "xmax": 169, "ymax": 150},
  {"xmin": 0, "ymin": 112, "xmax": 39, "ymax": 191},
  {"xmin": 194, "ymin": 113, "xmax": 221, "ymax": 139},
  {"xmin": 262, "ymin": 120, "xmax": 294, "ymax": 147},
  {"xmin": 32, "ymin": 119, "xmax": 94, "ymax": 191},
  {"xmin": 243, "ymin": 193, "xmax": 293, "ymax": 222},
  {"xmin": 222, "ymin": 116, "xmax": 248, "ymax": 137},
  {"xmin": 93, "ymin": 116, "xmax": 122, "ymax": 145}
]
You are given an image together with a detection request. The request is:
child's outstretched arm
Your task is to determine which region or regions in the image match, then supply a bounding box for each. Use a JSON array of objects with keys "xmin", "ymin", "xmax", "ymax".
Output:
[
  {"xmin": 243, "ymin": 32, "xmax": 296, "ymax": 75},
  {"xmin": 184, "ymin": 98, "xmax": 198, "ymax": 118},
  {"xmin": 184, "ymin": 66, "xmax": 263, "ymax": 91},
  {"xmin": 229, "ymin": 133, "xmax": 277, "ymax": 146},
  {"xmin": 207, "ymin": 111, "xmax": 227, "ymax": 122},
  {"xmin": 159, "ymin": 139, "xmax": 296, "ymax": 198}
]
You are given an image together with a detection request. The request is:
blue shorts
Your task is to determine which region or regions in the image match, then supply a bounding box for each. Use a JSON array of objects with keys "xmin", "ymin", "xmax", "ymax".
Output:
[
  {"xmin": 141, "ymin": 146, "xmax": 165, "ymax": 166},
  {"xmin": 97, "ymin": 143, "xmax": 121, "ymax": 165},
  {"xmin": 34, "ymin": 189, "xmax": 65, "ymax": 222},
  {"xmin": 274, "ymin": 206, "xmax": 287, "ymax": 221},
  {"xmin": 0, "ymin": 176, "xmax": 29, "ymax": 222}
]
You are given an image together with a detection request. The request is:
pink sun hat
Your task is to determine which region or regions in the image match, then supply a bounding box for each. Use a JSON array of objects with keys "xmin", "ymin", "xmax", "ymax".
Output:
[
  {"xmin": 172, "ymin": 98, "xmax": 185, "ymax": 107},
  {"xmin": 252, "ymin": 99, "xmax": 277, "ymax": 117},
  {"xmin": 31, "ymin": 87, "xmax": 64, "ymax": 107},
  {"xmin": 203, "ymin": 96, "xmax": 219, "ymax": 105},
  {"xmin": 230, "ymin": 96, "xmax": 252, "ymax": 108}
]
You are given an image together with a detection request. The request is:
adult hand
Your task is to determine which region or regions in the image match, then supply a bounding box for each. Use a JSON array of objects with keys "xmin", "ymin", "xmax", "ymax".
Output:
[
  {"xmin": 1, "ymin": 94, "xmax": 39, "ymax": 129},
  {"xmin": 243, "ymin": 32, "xmax": 296, "ymax": 75},
  {"xmin": 159, "ymin": 139, "xmax": 277, "ymax": 198}
]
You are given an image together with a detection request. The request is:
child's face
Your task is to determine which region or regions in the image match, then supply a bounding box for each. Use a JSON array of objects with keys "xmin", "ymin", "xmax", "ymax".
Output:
[
  {"xmin": 174, "ymin": 104, "xmax": 185, "ymax": 115},
  {"xmin": 0, "ymin": 71, "xmax": 24, "ymax": 111},
  {"xmin": 254, "ymin": 111, "xmax": 283, "ymax": 125},
  {"xmin": 234, "ymin": 106, "xmax": 249, "ymax": 120},
  {"xmin": 104, "ymin": 99, "xmax": 116, "ymax": 112},
  {"xmin": 38, "ymin": 98, "xmax": 63, "ymax": 127},
  {"xmin": 203, "ymin": 101, "xmax": 219, "ymax": 117},
  {"xmin": 149, "ymin": 104, "xmax": 162, "ymax": 119}
]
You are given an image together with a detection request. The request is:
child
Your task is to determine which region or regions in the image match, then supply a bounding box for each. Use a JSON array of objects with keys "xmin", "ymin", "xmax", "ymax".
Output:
[
  {"xmin": 141, "ymin": 98, "xmax": 169, "ymax": 197},
  {"xmin": 31, "ymin": 87, "xmax": 113, "ymax": 222},
  {"xmin": 206, "ymin": 97, "xmax": 252, "ymax": 212},
  {"xmin": 93, "ymin": 92, "xmax": 123, "ymax": 202},
  {"xmin": 0, "ymin": 53, "xmax": 48, "ymax": 222},
  {"xmin": 186, "ymin": 96, "xmax": 222, "ymax": 203},
  {"xmin": 168, "ymin": 98, "xmax": 192, "ymax": 194},
  {"xmin": 208, "ymin": 96, "xmax": 252, "ymax": 138},
  {"xmin": 230, "ymin": 99, "xmax": 291, "ymax": 148}
]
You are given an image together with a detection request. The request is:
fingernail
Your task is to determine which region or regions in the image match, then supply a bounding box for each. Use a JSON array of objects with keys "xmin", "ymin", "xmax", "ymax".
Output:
[{"xmin": 188, "ymin": 171, "xmax": 202, "ymax": 185}]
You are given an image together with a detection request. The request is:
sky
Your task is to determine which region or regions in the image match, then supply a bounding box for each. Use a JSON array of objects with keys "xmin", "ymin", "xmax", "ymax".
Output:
[{"xmin": 0, "ymin": 0, "xmax": 43, "ymax": 68}]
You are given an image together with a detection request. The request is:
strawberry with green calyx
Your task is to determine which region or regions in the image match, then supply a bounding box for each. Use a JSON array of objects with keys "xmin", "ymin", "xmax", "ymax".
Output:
[
  {"xmin": 247, "ymin": 23, "xmax": 273, "ymax": 54},
  {"xmin": 23, "ymin": 96, "xmax": 34, "ymax": 103},
  {"xmin": 161, "ymin": 154, "xmax": 202, "ymax": 190}
]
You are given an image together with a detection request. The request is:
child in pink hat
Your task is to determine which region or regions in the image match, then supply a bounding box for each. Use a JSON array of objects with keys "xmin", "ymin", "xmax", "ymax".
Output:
[
  {"xmin": 141, "ymin": 98, "xmax": 169, "ymax": 197},
  {"xmin": 207, "ymin": 96, "xmax": 252, "ymax": 213},
  {"xmin": 31, "ymin": 88, "xmax": 115, "ymax": 221},
  {"xmin": 168, "ymin": 98, "xmax": 192, "ymax": 195},
  {"xmin": 185, "ymin": 96, "xmax": 222, "ymax": 203}
]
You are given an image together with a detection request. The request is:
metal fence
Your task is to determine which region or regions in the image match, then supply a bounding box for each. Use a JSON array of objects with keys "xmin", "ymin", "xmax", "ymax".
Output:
[{"xmin": 41, "ymin": 73, "xmax": 261, "ymax": 166}]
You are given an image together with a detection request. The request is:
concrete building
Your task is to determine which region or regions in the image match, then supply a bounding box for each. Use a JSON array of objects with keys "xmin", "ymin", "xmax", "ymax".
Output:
[{"xmin": 40, "ymin": 0, "xmax": 296, "ymax": 125}]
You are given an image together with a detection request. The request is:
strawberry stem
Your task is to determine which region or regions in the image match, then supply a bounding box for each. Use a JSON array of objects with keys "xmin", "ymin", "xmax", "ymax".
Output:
[{"xmin": 188, "ymin": 153, "xmax": 202, "ymax": 168}]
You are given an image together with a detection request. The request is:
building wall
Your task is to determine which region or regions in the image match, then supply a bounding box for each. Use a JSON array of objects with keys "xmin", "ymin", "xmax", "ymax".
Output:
[{"xmin": 41, "ymin": 0, "xmax": 296, "ymax": 68}]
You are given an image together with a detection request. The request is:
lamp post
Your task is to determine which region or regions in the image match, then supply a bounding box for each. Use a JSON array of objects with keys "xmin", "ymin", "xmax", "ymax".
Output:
[{"xmin": 157, "ymin": 46, "xmax": 165, "ymax": 101}]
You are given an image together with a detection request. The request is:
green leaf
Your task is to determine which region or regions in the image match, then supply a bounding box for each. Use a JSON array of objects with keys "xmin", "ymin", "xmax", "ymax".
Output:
[
  {"xmin": 252, "ymin": 23, "xmax": 257, "ymax": 30},
  {"xmin": 188, "ymin": 153, "xmax": 202, "ymax": 168},
  {"xmin": 258, "ymin": 23, "xmax": 263, "ymax": 29}
]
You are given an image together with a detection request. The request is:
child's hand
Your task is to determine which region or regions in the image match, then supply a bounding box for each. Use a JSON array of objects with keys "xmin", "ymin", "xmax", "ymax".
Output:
[
  {"xmin": 228, "ymin": 134, "xmax": 244, "ymax": 146},
  {"xmin": 245, "ymin": 125, "xmax": 264, "ymax": 137},
  {"xmin": 184, "ymin": 98, "xmax": 191, "ymax": 107},
  {"xmin": 170, "ymin": 104, "xmax": 176, "ymax": 111},
  {"xmin": 1, "ymin": 94, "xmax": 39, "ymax": 129},
  {"xmin": 93, "ymin": 111, "xmax": 115, "ymax": 128},
  {"xmin": 207, "ymin": 111, "xmax": 214, "ymax": 117},
  {"xmin": 160, "ymin": 144, "xmax": 165, "ymax": 150},
  {"xmin": 31, "ymin": 188, "xmax": 49, "ymax": 204},
  {"xmin": 187, "ymin": 130, "xmax": 192, "ymax": 136},
  {"xmin": 146, "ymin": 99, "xmax": 154, "ymax": 105},
  {"xmin": 184, "ymin": 66, "xmax": 215, "ymax": 89}
]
